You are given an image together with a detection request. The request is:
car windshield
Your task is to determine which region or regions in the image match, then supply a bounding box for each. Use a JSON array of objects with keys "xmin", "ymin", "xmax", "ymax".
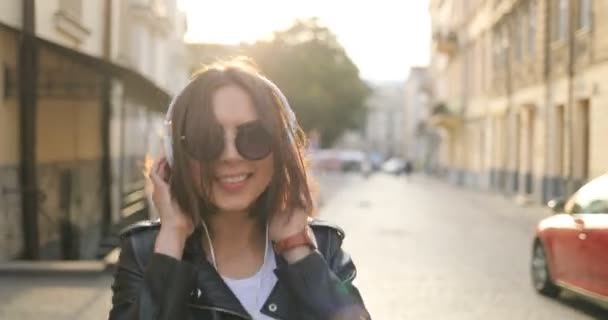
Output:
[{"xmin": 565, "ymin": 175, "xmax": 608, "ymax": 214}]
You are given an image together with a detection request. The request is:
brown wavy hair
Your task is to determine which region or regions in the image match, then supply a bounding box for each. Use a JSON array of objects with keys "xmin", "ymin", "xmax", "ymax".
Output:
[{"xmin": 167, "ymin": 58, "xmax": 313, "ymax": 226}]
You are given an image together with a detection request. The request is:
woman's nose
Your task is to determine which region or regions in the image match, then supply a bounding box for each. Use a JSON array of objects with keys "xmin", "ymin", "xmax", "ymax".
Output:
[{"xmin": 220, "ymin": 132, "xmax": 241, "ymax": 161}]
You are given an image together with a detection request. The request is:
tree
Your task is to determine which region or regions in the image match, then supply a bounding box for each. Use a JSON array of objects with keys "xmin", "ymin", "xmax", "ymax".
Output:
[
  {"xmin": 247, "ymin": 18, "xmax": 371, "ymax": 147},
  {"xmin": 189, "ymin": 18, "xmax": 371, "ymax": 147}
]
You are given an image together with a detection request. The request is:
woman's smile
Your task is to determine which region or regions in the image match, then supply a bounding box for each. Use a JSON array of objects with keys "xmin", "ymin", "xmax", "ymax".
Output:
[{"xmin": 215, "ymin": 172, "xmax": 254, "ymax": 192}]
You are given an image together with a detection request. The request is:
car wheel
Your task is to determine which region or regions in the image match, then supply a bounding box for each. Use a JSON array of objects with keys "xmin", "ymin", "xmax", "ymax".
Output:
[{"xmin": 531, "ymin": 240, "xmax": 561, "ymax": 297}]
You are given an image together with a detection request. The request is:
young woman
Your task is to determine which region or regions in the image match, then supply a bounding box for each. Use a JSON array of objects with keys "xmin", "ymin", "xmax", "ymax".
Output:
[{"xmin": 109, "ymin": 59, "xmax": 370, "ymax": 320}]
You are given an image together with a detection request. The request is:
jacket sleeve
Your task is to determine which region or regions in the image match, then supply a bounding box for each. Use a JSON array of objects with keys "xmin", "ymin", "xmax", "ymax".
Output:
[
  {"xmin": 276, "ymin": 228, "xmax": 371, "ymax": 320},
  {"xmin": 108, "ymin": 233, "xmax": 198, "ymax": 320}
]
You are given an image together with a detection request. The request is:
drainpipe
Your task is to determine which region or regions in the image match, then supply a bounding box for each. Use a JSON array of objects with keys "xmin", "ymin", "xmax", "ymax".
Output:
[
  {"xmin": 100, "ymin": 0, "xmax": 112, "ymax": 237},
  {"xmin": 566, "ymin": 0, "xmax": 576, "ymax": 196},
  {"xmin": 543, "ymin": 0, "xmax": 552, "ymax": 203},
  {"xmin": 502, "ymin": 14, "xmax": 513, "ymax": 194},
  {"xmin": 19, "ymin": 0, "xmax": 39, "ymax": 259}
]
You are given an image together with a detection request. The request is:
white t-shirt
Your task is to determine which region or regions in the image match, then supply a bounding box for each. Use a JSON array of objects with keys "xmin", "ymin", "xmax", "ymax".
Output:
[{"xmin": 222, "ymin": 242, "xmax": 278, "ymax": 320}]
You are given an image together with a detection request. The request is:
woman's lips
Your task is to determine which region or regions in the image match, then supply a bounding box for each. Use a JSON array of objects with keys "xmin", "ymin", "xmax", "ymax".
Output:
[{"xmin": 216, "ymin": 173, "xmax": 252, "ymax": 192}]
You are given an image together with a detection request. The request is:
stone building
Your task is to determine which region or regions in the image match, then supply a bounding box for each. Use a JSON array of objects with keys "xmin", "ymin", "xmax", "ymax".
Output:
[{"xmin": 429, "ymin": 0, "xmax": 607, "ymax": 204}]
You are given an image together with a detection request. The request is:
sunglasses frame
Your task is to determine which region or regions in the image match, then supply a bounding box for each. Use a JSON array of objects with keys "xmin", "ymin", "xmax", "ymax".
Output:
[{"xmin": 179, "ymin": 121, "xmax": 273, "ymax": 162}]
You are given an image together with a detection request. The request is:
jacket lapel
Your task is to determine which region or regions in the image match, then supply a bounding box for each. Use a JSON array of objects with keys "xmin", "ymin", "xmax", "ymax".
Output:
[
  {"xmin": 258, "ymin": 253, "xmax": 293, "ymax": 319},
  {"xmin": 182, "ymin": 229, "xmax": 298, "ymax": 320},
  {"xmin": 183, "ymin": 228, "xmax": 252, "ymax": 320}
]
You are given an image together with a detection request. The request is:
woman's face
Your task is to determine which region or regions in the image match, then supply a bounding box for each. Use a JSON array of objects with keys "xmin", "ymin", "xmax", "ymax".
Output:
[{"xmin": 190, "ymin": 85, "xmax": 274, "ymax": 213}]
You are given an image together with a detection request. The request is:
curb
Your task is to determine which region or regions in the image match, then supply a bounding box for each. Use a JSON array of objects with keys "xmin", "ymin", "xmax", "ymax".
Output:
[
  {"xmin": 0, "ymin": 260, "xmax": 107, "ymax": 275},
  {"xmin": 0, "ymin": 248, "xmax": 121, "ymax": 276}
]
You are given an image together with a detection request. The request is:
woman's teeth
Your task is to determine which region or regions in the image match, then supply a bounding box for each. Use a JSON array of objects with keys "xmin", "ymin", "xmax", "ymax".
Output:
[{"xmin": 219, "ymin": 174, "xmax": 249, "ymax": 183}]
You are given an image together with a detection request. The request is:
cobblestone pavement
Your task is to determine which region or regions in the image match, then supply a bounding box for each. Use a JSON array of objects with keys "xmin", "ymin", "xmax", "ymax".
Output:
[
  {"xmin": 1, "ymin": 172, "xmax": 607, "ymax": 319},
  {"xmin": 323, "ymin": 173, "xmax": 608, "ymax": 319}
]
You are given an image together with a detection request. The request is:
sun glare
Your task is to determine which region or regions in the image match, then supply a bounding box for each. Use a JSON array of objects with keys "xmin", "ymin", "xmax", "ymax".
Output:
[
  {"xmin": 178, "ymin": 0, "xmax": 430, "ymax": 81},
  {"xmin": 179, "ymin": 0, "xmax": 303, "ymax": 44}
]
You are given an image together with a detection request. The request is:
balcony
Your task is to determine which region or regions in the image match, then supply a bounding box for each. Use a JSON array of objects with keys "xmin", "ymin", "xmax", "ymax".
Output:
[
  {"xmin": 429, "ymin": 102, "xmax": 462, "ymax": 129},
  {"xmin": 129, "ymin": 0, "xmax": 172, "ymax": 34},
  {"xmin": 433, "ymin": 30, "xmax": 458, "ymax": 56}
]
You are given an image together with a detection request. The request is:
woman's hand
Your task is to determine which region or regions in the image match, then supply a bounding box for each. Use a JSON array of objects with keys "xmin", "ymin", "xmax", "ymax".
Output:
[
  {"xmin": 149, "ymin": 157, "xmax": 195, "ymax": 259},
  {"xmin": 269, "ymin": 207, "xmax": 313, "ymax": 263},
  {"xmin": 269, "ymin": 207, "xmax": 308, "ymax": 242}
]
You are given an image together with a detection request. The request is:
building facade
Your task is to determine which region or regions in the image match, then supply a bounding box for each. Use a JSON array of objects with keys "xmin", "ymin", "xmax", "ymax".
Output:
[
  {"xmin": 429, "ymin": 0, "xmax": 608, "ymax": 203},
  {"xmin": 403, "ymin": 67, "xmax": 439, "ymax": 171},
  {"xmin": 365, "ymin": 83, "xmax": 406, "ymax": 158},
  {"xmin": 0, "ymin": 0, "xmax": 188, "ymax": 260}
]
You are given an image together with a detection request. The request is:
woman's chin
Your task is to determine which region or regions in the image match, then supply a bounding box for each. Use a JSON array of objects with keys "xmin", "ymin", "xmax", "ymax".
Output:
[{"xmin": 214, "ymin": 199, "xmax": 252, "ymax": 214}]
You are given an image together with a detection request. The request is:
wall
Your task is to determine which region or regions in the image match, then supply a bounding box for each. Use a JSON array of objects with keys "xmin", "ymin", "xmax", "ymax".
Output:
[
  {"xmin": 0, "ymin": 0, "xmax": 21, "ymax": 29},
  {"xmin": 35, "ymin": 0, "xmax": 105, "ymax": 58},
  {"xmin": 0, "ymin": 29, "xmax": 22, "ymax": 261},
  {"xmin": 35, "ymin": 95, "xmax": 103, "ymax": 259}
]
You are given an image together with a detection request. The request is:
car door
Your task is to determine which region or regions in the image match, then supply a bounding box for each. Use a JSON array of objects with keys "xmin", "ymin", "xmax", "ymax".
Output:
[
  {"xmin": 562, "ymin": 175, "xmax": 608, "ymax": 294},
  {"xmin": 583, "ymin": 213, "xmax": 608, "ymax": 298},
  {"xmin": 547, "ymin": 210, "xmax": 587, "ymax": 288}
]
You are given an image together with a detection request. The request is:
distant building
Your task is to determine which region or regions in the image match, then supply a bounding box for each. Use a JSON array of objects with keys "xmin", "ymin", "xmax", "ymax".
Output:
[
  {"xmin": 365, "ymin": 83, "xmax": 406, "ymax": 158},
  {"xmin": 403, "ymin": 67, "xmax": 438, "ymax": 171}
]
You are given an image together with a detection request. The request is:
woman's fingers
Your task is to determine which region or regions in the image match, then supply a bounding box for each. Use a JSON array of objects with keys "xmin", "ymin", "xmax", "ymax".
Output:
[
  {"xmin": 150, "ymin": 158, "xmax": 170, "ymax": 196},
  {"xmin": 157, "ymin": 157, "xmax": 170, "ymax": 183},
  {"xmin": 149, "ymin": 160, "xmax": 162, "ymax": 185}
]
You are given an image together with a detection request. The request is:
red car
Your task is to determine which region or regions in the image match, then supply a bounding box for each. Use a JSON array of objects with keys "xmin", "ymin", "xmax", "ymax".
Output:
[{"xmin": 531, "ymin": 174, "xmax": 608, "ymax": 307}]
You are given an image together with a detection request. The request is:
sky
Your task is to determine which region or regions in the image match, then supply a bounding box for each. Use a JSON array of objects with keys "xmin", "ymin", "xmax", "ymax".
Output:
[{"xmin": 177, "ymin": 0, "xmax": 431, "ymax": 82}]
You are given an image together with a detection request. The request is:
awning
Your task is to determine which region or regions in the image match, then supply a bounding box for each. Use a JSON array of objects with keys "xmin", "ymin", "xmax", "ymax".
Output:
[{"xmin": 1, "ymin": 22, "xmax": 170, "ymax": 111}]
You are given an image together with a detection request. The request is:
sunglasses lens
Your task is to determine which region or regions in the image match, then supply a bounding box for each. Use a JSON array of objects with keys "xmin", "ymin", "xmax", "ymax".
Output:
[
  {"xmin": 183, "ymin": 122, "xmax": 224, "ymax": 162},
  {"xmin": 236, "ymin": 122, "xmax": 272, "ymax": 160}
]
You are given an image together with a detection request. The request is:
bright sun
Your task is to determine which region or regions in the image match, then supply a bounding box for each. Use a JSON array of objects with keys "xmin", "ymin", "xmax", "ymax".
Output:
[
  {"xmin": 178, "ymin": 0, "xmax": 310, "ymax": 44},
  {"xmin": 177, "ymin": 0, "xmax": 431, "ymax": 81}
]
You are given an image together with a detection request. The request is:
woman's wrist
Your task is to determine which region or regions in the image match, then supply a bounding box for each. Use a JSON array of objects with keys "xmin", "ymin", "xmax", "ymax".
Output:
[
  {"xmin": 274, "ymin": 226, "xmax": 317, "ymax": 263},
  {"xmin": 154, "ymin": 228, "xmax": 188, "ymax": 260},
  {"xmin": 282, "ymin": 245, "xmax": 313, "ymax": 264}
]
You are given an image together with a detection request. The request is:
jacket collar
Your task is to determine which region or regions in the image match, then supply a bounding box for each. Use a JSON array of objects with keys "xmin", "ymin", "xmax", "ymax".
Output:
[
  {"xmin": 182, "ymin": 227, "xmax": 293, "ymax": 320},
  {"xmin": 260, "ymin": 253, "xmax": 292, "ymax": 319}
]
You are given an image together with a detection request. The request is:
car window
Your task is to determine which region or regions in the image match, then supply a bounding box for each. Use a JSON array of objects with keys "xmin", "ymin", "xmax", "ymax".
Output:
[{"xmin": 565, "ymin": 175, "xmax": 608, "ymax": 214}]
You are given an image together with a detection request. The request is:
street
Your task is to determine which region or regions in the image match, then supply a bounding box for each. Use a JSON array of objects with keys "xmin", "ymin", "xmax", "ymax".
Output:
[
  {"xmin": 1, "ymin": 173, "xmax": 607, "ymax": 319},
  {"xmin": 323, "ymin": 173, "xmax": 607, "ymax": 319}
]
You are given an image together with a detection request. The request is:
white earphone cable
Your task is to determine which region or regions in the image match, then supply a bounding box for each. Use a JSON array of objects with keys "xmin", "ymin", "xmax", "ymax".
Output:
[{"xmin": 201, "ymin": 220, "xmax": 270, "ymax": 313}]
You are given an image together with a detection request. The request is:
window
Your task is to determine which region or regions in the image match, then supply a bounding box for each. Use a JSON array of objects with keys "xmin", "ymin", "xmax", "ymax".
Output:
[
  {"xmin": 493, "ymin": 24, "xmax": 509, "ymax": 71},
  {"xmin": 552, "ymin": 0, "xmax": 569, "ymax": 41},
  {"xmin": 492, "ymin": 29, "xmax": 500, "ymax": 72},
  {"xmin": 560, "ymin": 0, "xmax": 569, "ymax": 39},
  {"xmin": 565, "ymin": 175, "xmax": 608, "ymax": 214},
  {"xmin": 516, "ymin": 10, "xmax": 526, "ymax": 61},
  {"xmin": 578, "ymin": 0, "xmax": 592, "ymax": 30},
  {"xmin": 528, "ymin": 0, "xmax": 536, "ymax": 55},
  {"xmin": 59, "ymin": 0, "xmax": 82, "ymax": 20}
]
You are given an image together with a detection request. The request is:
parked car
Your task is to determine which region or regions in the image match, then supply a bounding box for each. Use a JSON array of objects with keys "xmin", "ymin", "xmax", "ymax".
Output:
[
  {"xmin": 381, "ymin": 157, "xmax": 407, "ymax": 175},
  {"xmin": 309, "ymin": 149, "xmax": 366, "ymax": 173},
  {"xmin": 530, "ymin": 174, "xmax": 608, "ymax": 309}
]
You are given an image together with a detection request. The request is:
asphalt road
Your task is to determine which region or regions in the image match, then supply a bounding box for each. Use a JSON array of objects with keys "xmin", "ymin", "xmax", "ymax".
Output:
[{"xmin": 322, "ymin": 173, "xmax": 608, "ymax": 319}]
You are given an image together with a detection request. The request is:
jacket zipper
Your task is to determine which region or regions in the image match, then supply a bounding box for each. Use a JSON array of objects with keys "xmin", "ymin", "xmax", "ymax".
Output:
[{"xmin": 188, "ymin": 304, "xmax": 253, "ymax": 320}]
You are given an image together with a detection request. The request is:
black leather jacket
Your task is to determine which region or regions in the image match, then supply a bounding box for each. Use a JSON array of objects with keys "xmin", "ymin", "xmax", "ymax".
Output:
[{"xmin": 108, "ymin": 219, "xmax": 371, "ymax": 320}]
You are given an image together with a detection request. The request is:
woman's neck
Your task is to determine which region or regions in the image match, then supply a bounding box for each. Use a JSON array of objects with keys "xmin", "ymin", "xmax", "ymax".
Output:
[{"xmin": 204, "ymin": 211, "xmax": 266, "ymax": 278}]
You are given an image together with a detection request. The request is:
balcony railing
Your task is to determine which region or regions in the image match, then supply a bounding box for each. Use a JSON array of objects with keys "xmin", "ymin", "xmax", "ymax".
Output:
[
  {"xmin": 429, "ymin": 102, "xmax": 462, "ymax": 129},
  {"xmin": 433, "ymin": 31, "xmax": 458, "ymax": 56}
]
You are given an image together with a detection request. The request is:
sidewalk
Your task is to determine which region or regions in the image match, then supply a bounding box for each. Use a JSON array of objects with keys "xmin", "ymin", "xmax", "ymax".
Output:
[
  {"xmin": 0, "ymin": 252, "xmax": 118, "ymax": 320},
  {"xmin": 413, "ymin": 174, "xmax": 552, "ymax": 224},
  {"xmin": 0, "ymin": 271, "xmax": 113, "ymax": 320},
  {"xmin": 0, "ymin": 248, "xmax": 120, "ymax": 275}
]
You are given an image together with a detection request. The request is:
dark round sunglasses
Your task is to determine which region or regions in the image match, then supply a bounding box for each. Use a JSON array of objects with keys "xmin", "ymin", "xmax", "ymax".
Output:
[{"xmin": 180, "ymin": 120, "xmax": 272, "ymax": 162}]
